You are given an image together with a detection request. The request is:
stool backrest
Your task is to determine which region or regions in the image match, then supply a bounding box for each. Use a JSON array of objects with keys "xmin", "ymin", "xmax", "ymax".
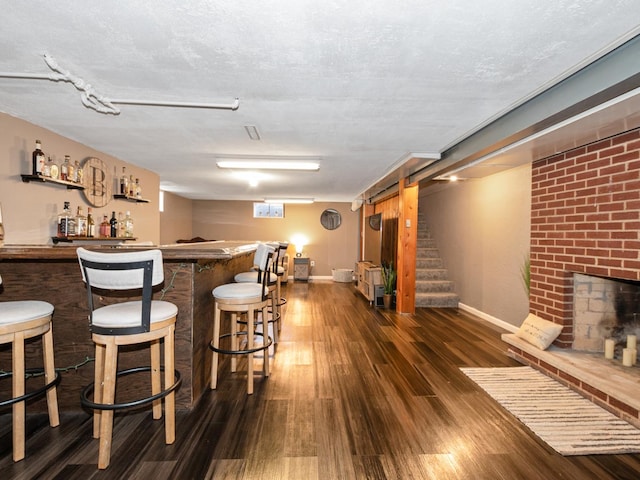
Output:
[
  {"xmin": 254, "ymin": 243, "xmax": 275, "ymax": 290},
  {"xmin": 77, "ymin": 247, "xmax": 165, "ymax": 335},
  {"xmin": 277, "ymin": 242, "xmax": 289, "ymax": 267}
]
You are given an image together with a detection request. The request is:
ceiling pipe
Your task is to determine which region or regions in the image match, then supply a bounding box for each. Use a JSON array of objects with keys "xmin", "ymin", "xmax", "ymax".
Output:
[{"xmin": 0, "ymin": 53, "xmax": 239, "ymax": 115}]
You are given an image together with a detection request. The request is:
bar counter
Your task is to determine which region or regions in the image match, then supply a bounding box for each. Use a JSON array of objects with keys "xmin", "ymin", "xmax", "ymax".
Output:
[{"xmin": 0, "ymin": 241, "xmax": 257, "ymax": 411}]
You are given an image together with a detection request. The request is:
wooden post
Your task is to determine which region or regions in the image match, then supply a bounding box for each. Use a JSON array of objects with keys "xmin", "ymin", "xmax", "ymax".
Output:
[{"xmin": 396, "ymin": 179, "xmax": 418, "ymax": 313}]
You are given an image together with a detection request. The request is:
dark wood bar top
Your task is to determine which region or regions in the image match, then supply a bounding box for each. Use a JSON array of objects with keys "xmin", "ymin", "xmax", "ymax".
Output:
[{"xmin": 0, "ymin": 240, "xmax": 258, "ymax": 260}]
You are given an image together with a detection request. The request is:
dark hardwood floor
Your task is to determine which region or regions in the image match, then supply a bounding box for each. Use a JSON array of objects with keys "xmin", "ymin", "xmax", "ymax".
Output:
[{"xmin": 2, "ymin": 281, "xmax": 640, "ymax": 479}]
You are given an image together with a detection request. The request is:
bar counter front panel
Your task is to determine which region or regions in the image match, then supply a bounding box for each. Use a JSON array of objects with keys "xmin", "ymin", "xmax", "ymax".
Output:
[{"xmin": 0, "ymin": 242, "xmax": 256, "ymax": 411}]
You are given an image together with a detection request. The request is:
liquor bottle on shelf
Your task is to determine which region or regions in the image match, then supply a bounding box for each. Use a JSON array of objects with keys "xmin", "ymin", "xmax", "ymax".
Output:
[
  {"xmin": 60, "ymin": 155, "xmax": 70, "ymax": 181},
  {"xmin": 124, "ymin": 211, "xmax": 134, "ymax": 238},
  {"xmin": 32, "ymin": 139, "xmax": 45, "ymax": 176},
  {"xmin": 87, "ymin": 207, "xmax": 95, "ymax": 238},
  {"xmin": 67, "ymin": 157, "xmax": 75, "ymax": 183},
  {"xmin": 49, "ymin": 157, "xmax": 59, "ymax": 180},
  {"xmin": 135, "ymin": 178, "xmax": 142, "ymax": 198},
  {"xmin": 117, "ymin": 212, "xmax": 125, "ymax": 237},
  {"xmin": 100, "ymin": 215, "xmax": 109, "ymax": 237},
  {"xmin": 75, "ymin": 206, "xmax": 87, "ymax": 237},
  {"xmin": 42, "ymin": 156, "xmax": 51, "ymax": 177},
  {"xmin": 57, "ymin": 201, "xmax": 74, "ymax": 237},
  {"xmin": 129, "ymin": 175, "xmax": 135, "ymax": 197},
  {"xmin": 109, "ymin": 211, "xmax": 117, "ymax": 238},
  {"xmin": 75, "ymin": 160, "xmax": 83, "ymax": 184},
  {"xmin": 120, "ymin": 167, "xmax": 128, "ymax": 195}
]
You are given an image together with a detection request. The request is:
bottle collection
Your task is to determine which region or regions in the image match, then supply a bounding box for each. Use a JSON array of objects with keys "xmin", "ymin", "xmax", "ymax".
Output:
[
  {"xmin": 32, "ymin": 139, "xmax": 84, "ymax": 184},
  {"xmin": 31, "ymin": 139, "xmax": 144, "ymax": 197},
  {"xmin": 119, "ymin": 166, "xmax": 143, "ymax": 199},
  {"xmin": 56, "ymin": 201, "xmax": 134, "ymax": 239},
  {"xmin": 27, "ymin": 139, "xmax": 142, "ymax": 241}
]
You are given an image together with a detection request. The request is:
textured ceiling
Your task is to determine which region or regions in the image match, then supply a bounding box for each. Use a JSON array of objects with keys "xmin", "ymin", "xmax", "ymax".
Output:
[{"xmin": 1, "ymin": 1, "xmax": 640, "ymax": 202}]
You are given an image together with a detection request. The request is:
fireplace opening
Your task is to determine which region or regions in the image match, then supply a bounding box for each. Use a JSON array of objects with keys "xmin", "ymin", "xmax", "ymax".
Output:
[{"xmin": 573, "ymin": 273, "xmax": 640, "ymax": 355}]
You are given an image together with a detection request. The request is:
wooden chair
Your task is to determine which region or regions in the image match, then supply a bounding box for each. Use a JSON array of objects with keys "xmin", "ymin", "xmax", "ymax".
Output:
[
  {"xmin": 0, "ymin": 273, "xmax": 60, "ymax": 462},
  {"xmin": 211, "ymin": 243, "xmax": 274, "ymax": 394},
  {"xmin": 76, "ymin": 247, "xmax": 181, "ymax": 469}
]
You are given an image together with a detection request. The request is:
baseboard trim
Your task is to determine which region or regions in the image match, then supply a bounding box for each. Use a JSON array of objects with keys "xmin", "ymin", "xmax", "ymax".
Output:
[{"xmin": 458, "ymin": 303, "xmax": 518, "ymax": 333}]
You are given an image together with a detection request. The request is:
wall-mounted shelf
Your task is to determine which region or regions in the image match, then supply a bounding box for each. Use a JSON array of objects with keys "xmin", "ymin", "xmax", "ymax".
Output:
[
  {"xmin": 21, "ymin": 174, "xmax": 85, "ymax": 190},
  {"xmin": 52, "ymin": 236, "xmax": 138, "ymax": 244},
  {"xmin": 113, "ymin": 194, "xmax": 150, "ymax": 203}
]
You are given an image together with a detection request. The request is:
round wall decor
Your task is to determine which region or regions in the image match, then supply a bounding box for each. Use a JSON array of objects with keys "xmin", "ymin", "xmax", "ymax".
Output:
[{"xmin": 81, "ymin": 157, "xmax": 112, "ymax": 207}]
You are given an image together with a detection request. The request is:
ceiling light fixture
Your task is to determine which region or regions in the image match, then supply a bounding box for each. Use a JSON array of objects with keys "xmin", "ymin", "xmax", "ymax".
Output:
[
  {"xmin": 264, "ymin": 198, "xmax": 314, "ymax": 204},
  {"xmin": 244, "ymin": 125, "xmax": 261, "ymax": 140},
  {"xmin": 216, "ymin": 158, "xmax": 320, "ymax": 171}
]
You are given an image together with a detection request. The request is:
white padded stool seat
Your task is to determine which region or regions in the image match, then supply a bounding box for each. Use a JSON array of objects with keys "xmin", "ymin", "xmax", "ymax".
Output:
[
  {"xmin": 234, "ymin": 271, "xmax": 278, "ymax": 284},
  {"xmin": 213, "ymin": 282, "xmax": 267, "ymax": 300},
  {"xmin": 91, "ymin": 301, "xmax": 177, "ymax": 329},
  {"xmin": 0, "ymin": 301, "xmax": 54, "ymax": 325}
]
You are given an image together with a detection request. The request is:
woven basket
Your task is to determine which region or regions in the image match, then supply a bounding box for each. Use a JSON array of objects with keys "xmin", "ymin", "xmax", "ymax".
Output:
[{"xmin": 332, "ymin": 268, "xmax": 354, "ymax": 283}]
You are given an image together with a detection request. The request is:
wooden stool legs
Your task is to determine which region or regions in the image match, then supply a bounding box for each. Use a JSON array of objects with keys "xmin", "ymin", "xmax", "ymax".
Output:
[
  {"xmin": 210, "ymin": 299, "xmax": 270, "ymax": 395},
  {"xmin": 91, "ymin": 323, "xmax": 177, "ymax": 469},
  {"xmin": 9, "ymin": 322, "xmax": 59, "ymax": 462}
]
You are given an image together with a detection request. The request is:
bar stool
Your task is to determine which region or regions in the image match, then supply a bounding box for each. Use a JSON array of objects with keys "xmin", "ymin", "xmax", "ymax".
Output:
[
  {"xmin": 0, "ymin": 273, "xmax": 60, "ymax": 462},
  {"xmin": 275, "ymin": 242, "xmax": 289, "ymax": 331},
  {"xmin": 76, "ymin": 248, "xmax": 181, "ymax": 469},
  {"xmin": 234, "ymin": 242, "xmax": 280, "ymax": 344},
  {"xmin": 211, "ymin": 243, "xmax": 273, "ymax": 394}
]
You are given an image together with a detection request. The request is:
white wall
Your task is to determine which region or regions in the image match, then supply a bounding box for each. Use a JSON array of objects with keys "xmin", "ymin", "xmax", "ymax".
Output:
[{"xmin": 420, "ymin": 164, "xmax": 531, "ymax": 326}]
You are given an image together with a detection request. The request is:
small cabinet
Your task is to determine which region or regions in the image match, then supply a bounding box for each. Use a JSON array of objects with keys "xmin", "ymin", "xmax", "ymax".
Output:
[
  {"xmin": 356, "ymin": 261, "xmax": 382, "ymax": 305},
  {"xmin": 294, "ymin": 257, "xmax": 310, "ymax": 281}
]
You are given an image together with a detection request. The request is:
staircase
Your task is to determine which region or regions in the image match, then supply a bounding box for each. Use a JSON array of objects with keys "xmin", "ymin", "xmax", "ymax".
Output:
[{"xmin": 415, "ymin": 218, "xmax": 459, "ymax": 308}]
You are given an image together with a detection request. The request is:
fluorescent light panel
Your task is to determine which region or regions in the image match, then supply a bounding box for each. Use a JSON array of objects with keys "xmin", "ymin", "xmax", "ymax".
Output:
[{"xmin": 216, "ymin": 158, "xmax": 320, "ymax": 171}]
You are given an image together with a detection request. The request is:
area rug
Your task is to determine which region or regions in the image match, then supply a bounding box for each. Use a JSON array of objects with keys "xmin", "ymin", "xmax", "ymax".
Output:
[{"xmin": 460, "ymin": 366, "xmax": 640, "ymax": 455}]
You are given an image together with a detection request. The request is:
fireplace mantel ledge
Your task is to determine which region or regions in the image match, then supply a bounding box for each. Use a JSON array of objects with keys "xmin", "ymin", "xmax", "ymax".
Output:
[{"xmin": 502, "ymin": 333, "xmax": 640, "ymax": 414}]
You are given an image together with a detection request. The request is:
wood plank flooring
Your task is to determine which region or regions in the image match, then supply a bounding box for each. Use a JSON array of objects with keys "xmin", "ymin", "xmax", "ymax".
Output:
[{"xmin": 2, "ymin": 281, "xmax": 640, "ymax": 479}]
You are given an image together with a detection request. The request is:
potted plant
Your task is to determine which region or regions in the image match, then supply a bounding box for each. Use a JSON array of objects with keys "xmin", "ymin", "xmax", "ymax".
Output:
[{"xmin": 381, "ymin": 261, "xmax": 396, "ymax": 309}]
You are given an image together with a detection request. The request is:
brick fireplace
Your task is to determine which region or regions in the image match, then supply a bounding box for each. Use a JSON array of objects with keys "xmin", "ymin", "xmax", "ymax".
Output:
[
  {"xmin": 530, "ymin": 127, "xmax": 640, "ymax": 348},
  {"xmin": 504, "ymin": 126, "xmax": 640, "ymax": 427}
]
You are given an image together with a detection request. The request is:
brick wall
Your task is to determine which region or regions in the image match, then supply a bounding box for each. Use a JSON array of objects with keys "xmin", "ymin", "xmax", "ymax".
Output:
[{"xmin": 530, "ymin": 127, "xmax": 640, "ymax": 348}]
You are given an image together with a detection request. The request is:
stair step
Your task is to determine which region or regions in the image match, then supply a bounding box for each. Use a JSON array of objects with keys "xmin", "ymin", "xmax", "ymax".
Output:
[
  {"xmin": 415, "ymin": 292, "xmax": 460, "ymax": 308},
  {"xmin": 417, "ymin": 238, "xmax": 438, "ymax": 248},
  {"xmin": 416, "ymin": 258, "xmax": 443, "ymax": 269},
  {"xmin": 415, "ymin": 280, "xmax": 455, "ymax": 293},
  {"xmin": 416, "ymin": 247, "xmax": 441, "ymax": 258},
  {"xmin": 416, "ymin": 268, "xmax": 450, "ymax": 280}
]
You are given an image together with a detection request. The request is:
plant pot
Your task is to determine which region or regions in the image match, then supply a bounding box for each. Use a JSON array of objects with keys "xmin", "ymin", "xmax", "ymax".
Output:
[{"xmin": 383, "ymin": 293, "xmax": 393, "ymax": 309}]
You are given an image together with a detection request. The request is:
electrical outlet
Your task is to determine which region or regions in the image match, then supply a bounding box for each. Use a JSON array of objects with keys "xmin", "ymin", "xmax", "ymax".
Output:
[{"xmin": 310, "ymin": 260, "xmax": 315, "ymax": 267}]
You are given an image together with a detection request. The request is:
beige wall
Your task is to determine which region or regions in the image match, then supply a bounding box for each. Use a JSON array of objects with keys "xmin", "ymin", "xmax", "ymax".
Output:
[
  {"xmin": 160, "ymin": 191, "xmax": 193, "ymax": 244},
  {"xmin": 0, "ymin": 113, "xmax": 160, "ymax": 244},
  {"xmin": 420, "ymin": 164, "xmax": 532, "ymax": 326},
  {"xmin": 192, "ymin": 200, "xmax": 359, "ymax": 277}
]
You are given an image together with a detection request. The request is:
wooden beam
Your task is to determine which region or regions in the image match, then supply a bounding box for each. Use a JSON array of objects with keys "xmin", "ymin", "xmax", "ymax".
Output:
[{"xmin": 396, "ymin": 180, "xmax": 417, "ymax": 313}]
